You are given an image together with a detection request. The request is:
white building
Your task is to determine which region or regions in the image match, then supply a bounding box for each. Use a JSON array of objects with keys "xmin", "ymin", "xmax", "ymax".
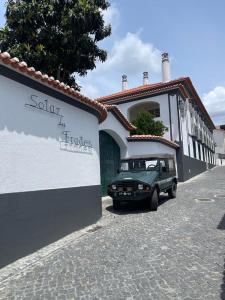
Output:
[
  {"xmin": 0, "ymin": 51, "xmax": 216, "ymax": 267},
  {"xmin": 0, "ymin": 52, "xmax": 107, "ymax": 268},
  {"xmin": 98, "ymin": 53, "xmax": 216, "ymax": 193},
  {"xmin": 214, "ymin": 125, "xmax": 225, "ymax": 165}
]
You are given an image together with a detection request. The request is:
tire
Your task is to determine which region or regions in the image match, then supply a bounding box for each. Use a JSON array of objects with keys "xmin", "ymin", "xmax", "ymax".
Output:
[
  {"xmin": 113, "ymin": 199, "xmax": 120, "ymax": 210},
  {"xmin": 149, "ymin": 188, "xmax": 159, "ymax": 211},
  {"xmin": 168, "ymin": 182, "xmax": 177, "ymax": 199}
]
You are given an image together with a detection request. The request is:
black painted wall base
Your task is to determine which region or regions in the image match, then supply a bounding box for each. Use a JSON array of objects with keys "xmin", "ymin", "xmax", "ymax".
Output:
[
  {"xmin": 180, "ymin": 155, "xmax": 215, "ymax": 181},
  {"xmin": 0, "ymin": 185, "xmax": 101, "ymax": 269}
]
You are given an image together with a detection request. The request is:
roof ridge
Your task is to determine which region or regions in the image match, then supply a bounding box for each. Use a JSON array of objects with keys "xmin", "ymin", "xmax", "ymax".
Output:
[
  {"xmin": 96, "ymin": 77, "xmax": 188, "ymax": 102},
  {"xmin": 0, "ymin": 52, "xmax": 107, "ymax": 123}
]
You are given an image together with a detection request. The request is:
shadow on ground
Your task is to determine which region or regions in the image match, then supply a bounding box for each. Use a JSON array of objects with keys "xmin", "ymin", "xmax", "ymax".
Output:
[
  {"xmin": 221, "ymin": 258, "xmax": 225, "ymax": 300},
  {"xmin": 106, "ymin": 194, "xmax": 171, "ymax": 215},
  {"xmin": 217, "ymin": 214, "xmax": 225, "ymax": 230},
  {"xmin": 217, "ymin": 214, "xmax": 225, "ymax": 299}
]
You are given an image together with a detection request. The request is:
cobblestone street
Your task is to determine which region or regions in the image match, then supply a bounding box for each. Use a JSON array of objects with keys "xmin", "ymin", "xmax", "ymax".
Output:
[{"xmin": 0, "ymin": 167, "xmax": 225, "ymax": 300}]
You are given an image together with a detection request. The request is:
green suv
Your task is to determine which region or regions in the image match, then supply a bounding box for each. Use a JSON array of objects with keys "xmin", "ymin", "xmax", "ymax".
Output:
[{"xmin": 107, "ymin": 156, "xmax": 177, "ymax": 211}]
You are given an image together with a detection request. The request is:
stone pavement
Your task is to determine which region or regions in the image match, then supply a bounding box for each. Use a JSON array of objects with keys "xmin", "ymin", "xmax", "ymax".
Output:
[{"xmin": 0, "ymin": 167, "xmax": 225, "ymax": 300}]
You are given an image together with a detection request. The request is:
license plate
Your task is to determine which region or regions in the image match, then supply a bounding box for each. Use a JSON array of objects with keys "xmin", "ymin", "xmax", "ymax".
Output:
[{"xmin": 118, "ymin": 192, "xmax": 132, "ymax": 196}]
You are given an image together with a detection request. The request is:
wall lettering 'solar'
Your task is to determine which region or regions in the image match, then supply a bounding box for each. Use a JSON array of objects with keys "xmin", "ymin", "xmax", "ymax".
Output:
[
  {"xmin": 25, "ymin": 94, "xmax": 93, "ymax": 154},
  {"xmin": 25, "ymin": 94, "xmax": 66, "ymax": 128}
]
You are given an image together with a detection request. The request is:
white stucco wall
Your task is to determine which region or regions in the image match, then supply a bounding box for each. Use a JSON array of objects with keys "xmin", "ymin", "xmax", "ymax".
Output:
[
  {"xmin": 117, "ymin": 94, "xmax": 172, "ymax": 141},
  {"xmin": 0, "ymin": 74, "xmax": 100, "ymax": 194},
  {"xmin": 99, "ymin": 112, "xmax": 128, "ymax": 158},
  {"xmin": 169, "ymin": 95, "xmax": 180, "ymax": 143},
  {"xmin": 214, "ymin": 129, "xmax": 225, "ymax": 155},
  {"xmin": 214, "ymin": 129, "xmax": 225, "ymax": 165},
  {"xmin": 127, "ymin": 141, "xmax": 176, "ymax": 157}
]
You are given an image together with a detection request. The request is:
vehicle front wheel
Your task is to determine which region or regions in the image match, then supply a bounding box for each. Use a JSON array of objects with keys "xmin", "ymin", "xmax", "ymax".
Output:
[
  {"xmin": 113, "ymin": 199, "xmax": 120, "ymax": 210},
  {"xmin": 149, "ymin": 188, "xmax": 159, "ymax": 211},
  {"xmin": 168, "ymin": 182, "xmax": 177, "ymax": 199}
]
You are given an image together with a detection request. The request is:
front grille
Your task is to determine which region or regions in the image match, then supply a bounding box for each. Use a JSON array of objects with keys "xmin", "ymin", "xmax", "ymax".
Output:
[{"xmin": 117, "ymin": 181, "xmax": 137, "ymax": 192}]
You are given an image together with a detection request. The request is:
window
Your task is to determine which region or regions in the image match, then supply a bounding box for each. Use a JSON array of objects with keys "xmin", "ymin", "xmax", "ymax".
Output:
[
  {"xmin": 202, "ymin": 146, "xmax": 205, "ymax": 161},
  {"xmin": 168, "ymin": 159, "xmax": 175, "ymax": 172},
  {"xmin": 198, "ymin": 143, "xmax": 201, "ymax": 160},
  {"xmin": 120, "ymin": 159, "xmax": 159, "ymax": 172},
  {"xmin": 159, "ymin": 160, "xmax": 167, "ymax": 172},
  {"xmin": 193, "ymin": 140, "xmax": 196, "ymax": 158},
  {"xmin": 129, "ymin": 101, "xmax": 160, "ymax": 122}
]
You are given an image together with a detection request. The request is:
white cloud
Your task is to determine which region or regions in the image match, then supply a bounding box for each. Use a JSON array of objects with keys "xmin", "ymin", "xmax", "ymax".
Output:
[
  {"xmin": 203, "ymin": 86, "xmax": 225, "ymax": 125},
  {"xmin": 100, "ymin": 32, "xmax": 161, "ymax": 74},
  {"xmin": 78, "ymin": 32, "xmax": 162, "ymax": 98},
  {"xmin": 102, "ymin": 3, "xmax": 120, "ymax": 30}
]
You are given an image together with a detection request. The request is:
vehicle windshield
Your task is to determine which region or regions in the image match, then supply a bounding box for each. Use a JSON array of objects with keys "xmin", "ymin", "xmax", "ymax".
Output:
[{"xmin": 120, "ymin": 159, "xmax": 159, "ymax": 172}]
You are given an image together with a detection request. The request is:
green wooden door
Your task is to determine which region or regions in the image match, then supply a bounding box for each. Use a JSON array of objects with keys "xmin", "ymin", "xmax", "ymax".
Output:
[{"xmin": 99, "ymin": 131, "xmax": 121, "ymax": 196}]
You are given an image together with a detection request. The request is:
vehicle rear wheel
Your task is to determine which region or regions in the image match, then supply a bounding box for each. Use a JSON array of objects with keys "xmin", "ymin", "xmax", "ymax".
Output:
[
  {"xmin": 168, "ymin": 182, "xmax": 177, "ymax": 199},
  {"xmin": 113, "ymin": 199, "xmax": 120, "ymax": 210},
  {"xmin": 149, "ymin": 188, "xmax": 159, "ymax": 211}
]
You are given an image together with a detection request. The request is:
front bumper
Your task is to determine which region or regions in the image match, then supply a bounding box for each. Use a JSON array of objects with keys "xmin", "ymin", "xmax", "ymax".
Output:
[{"xmin": 108, "ymin": 190, "xmax": 151, "ymax": 201}]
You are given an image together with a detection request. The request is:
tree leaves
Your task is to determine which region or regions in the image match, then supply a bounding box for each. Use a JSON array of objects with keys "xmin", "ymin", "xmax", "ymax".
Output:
[
  {"xmin": 0, "ymin": 0, "xmax": 111, "ymax": 89},
  {"xmin": 131, "ymin": 111, "xmax": 168, "ymax": 136}
]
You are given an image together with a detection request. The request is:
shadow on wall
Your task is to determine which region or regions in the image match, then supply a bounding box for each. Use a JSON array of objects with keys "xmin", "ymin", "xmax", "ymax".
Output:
[
  {"xmin": 217, "ymin": 214, "xmax": 225, "ymax": 299},
  {"xmin": 0, "ymin": 186, "xmax": 101, "ymax": 269},
  {"xmin": 0, "ymin": 89, "xmax": 97, "ymax": 142},
  {"xmin": 1, "ymin": 100, "xmax": 78, "ymax": 141}
]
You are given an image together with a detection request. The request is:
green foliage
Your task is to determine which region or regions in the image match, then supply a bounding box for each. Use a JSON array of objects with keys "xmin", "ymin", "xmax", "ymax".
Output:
[
  {"xmin": 131, "ymin": 111, "xmax": 168, "ymax": 136},
  {"xmin": 0, "ymin": 0, "xmax": 111, "ymax": 89}
]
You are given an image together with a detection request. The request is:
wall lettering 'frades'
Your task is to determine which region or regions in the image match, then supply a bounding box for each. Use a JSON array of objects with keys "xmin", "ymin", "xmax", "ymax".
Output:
[
  {"xmin": 25, "ymin": 95, "xmax": 93, "ymax": 154},
  {"xmin": 60, "ymin": 131, "xmax": 93, "ymax": 154}
]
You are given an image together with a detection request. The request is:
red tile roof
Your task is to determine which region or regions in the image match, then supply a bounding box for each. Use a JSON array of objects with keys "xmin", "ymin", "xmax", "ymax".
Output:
[
  {"xmin": 97, "ymin": 77, "xmax": 215, "ymax": 130},
  {"xmin": 0, "ymin": 52, "xmax": 107, "ymax": 123},
  {"xmin": 105, "ymin": 104, "xmax": 136, "ymax": 131},
  {"xmin": 97, "ymin": 78, "xmax": 189, "ymax": 102},
  {"xmin": 127, "ymin": 135, "xmax": 180, "ymax": 149}
]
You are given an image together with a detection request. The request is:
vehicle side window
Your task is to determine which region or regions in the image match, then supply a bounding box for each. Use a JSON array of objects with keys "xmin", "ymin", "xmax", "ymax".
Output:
[
  {"xmin": 159, "ymin": 160, "xmax": 167, "ymax": 172},
  {"xmin": 168, "ymin": 159, "xmax": 175, "ymax": 172}
]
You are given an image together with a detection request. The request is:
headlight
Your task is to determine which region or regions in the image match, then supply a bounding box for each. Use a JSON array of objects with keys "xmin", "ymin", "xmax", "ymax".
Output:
[
  {"xmin": 138, "ymin": 184, "xmax": 144, "ymax": 190},
  {"xmin": 112, "ymin": 184, "xmax": 117, "ymax": 190}
]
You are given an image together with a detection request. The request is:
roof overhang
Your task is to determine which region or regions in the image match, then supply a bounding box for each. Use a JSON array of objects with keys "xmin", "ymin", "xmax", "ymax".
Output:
[
  {"xmin": 127, "ymin": 135, "xmax": 179, "ymax": 149},
  {"xmin": 0, "ymin": 52, "xmax": 107, "ymax": 123},
  {"xmin": 97, "ymin": 77, "xmax": 215, "ymax": 130}
]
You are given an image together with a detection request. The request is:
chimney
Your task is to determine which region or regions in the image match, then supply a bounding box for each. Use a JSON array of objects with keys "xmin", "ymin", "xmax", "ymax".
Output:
[
  {"xmin": 143, "ymin": 72, "xmax": 149, "ymax": 85},
  {"xmin": 122, "ymin": 74, "xmax": 128, "ymax": 91},
  {"xmin": 162, "ymin": 52, "xmax": 171, "ymax": 82}
]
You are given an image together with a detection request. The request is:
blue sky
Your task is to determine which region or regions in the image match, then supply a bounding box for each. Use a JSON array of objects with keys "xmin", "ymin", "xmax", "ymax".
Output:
[{"xmin": 0, "ymin": 0, "xmax": 225, "ymax": 125}]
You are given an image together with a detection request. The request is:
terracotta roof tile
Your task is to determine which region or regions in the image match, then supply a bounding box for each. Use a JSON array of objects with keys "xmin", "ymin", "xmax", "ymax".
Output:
[
  {"xmin": 104, "ymin": 104, "xmax": 136, "ymax": 131},
  {"xmin": 97, "ymin": 78, "xmax": 188, "ymax": 102},
  {"xmin": 127, "ymin": 135, "xmax": 180, "ymax": 149},
  {"xmin": 0, "ymin": 52, "xmax": 107, "ymax": 123},
  {"xmin": 97, "ymin": 77, "xmax": 215, "ymax": 130}
]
